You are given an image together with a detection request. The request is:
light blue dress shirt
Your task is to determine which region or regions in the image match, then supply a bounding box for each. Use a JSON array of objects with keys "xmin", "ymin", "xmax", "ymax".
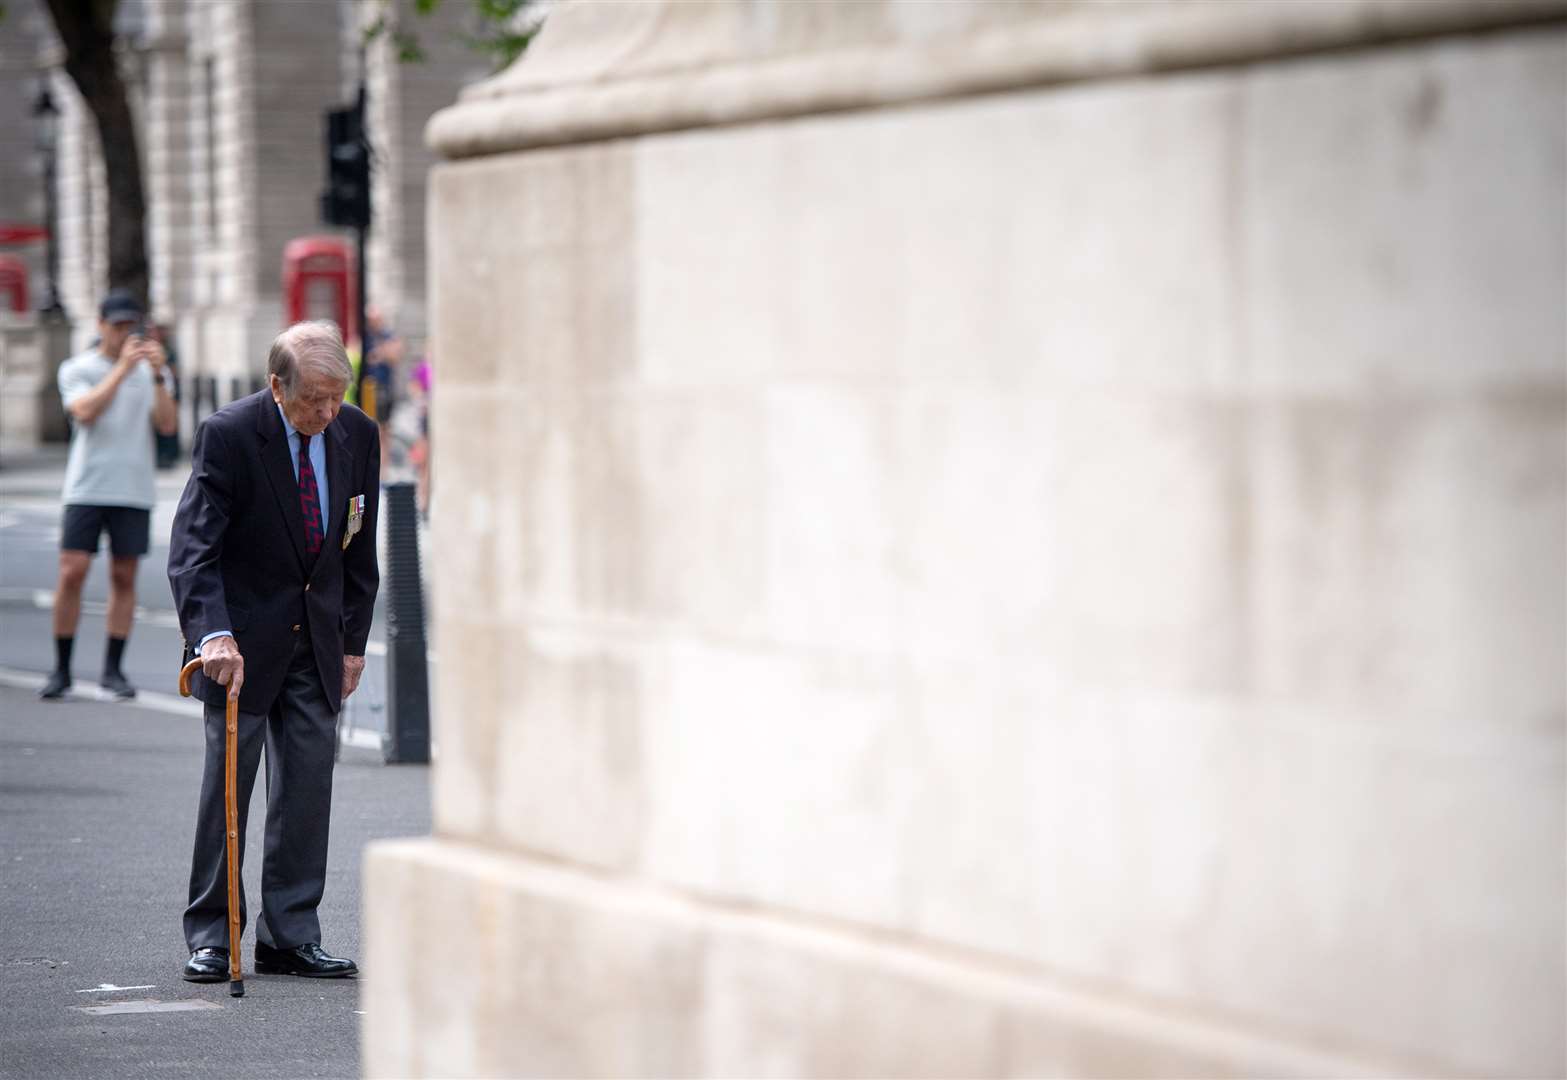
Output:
[{"xmin": 199, "ymin": 404, "xmax": 331, "ymax": 655}]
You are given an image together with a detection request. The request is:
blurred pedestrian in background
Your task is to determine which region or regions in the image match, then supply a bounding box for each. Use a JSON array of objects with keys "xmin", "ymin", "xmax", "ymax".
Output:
[
  {"xmin": 40, "ymin": 290, "xmax": 178, "ymax": 700},
  {"xmin": 362, "ymin": 305, "xmax": 402, "ymax": 421},
  {"xmin": 386, "ymin": 352, "xmax": 432, "ymax": 515},
  {"xmin": 409, "ymin": 355, "xmax": 431, "ymax": 516}
]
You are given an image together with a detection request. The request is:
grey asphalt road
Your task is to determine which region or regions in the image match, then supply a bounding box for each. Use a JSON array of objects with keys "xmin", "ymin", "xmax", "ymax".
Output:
[{"xmin": 0, "ymin": 687, "xmax": 431, "ymax": 1080}]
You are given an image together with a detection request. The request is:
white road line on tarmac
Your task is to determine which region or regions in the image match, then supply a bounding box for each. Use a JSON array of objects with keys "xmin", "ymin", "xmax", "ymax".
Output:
[
  {"xmin": 75, "ymin": 999, "xmax": 222, "ymax": 1015},
  {"xmin": 0, "ymin": 667, "xmax": 203, "ymax": 718},
  {"xmin": 0, "ymin": 588, "xmax": 399, "ymax": 658},
  {"xmin": 340, "ymin": 728, "xmax": 383, "ymax": 749},
  {"xmin": 0, "ymin": 667, "xmax": 44, "ymax": 690},
  {"xmin": 75, "ymin": 984, "xmax": 157, "ymax": 994},
  {"xmin": 0, "ymin": 666, "xmax": 387, "ymax": 749}
]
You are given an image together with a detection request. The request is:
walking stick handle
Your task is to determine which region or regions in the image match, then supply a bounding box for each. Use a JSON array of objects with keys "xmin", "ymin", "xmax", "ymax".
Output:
[{"xmin": 178, "ymin": 657, "xmax": 202, "ymax": 698}]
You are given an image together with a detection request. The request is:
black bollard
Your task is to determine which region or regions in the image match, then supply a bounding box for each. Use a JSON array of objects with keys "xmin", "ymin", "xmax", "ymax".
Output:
[{"xmin": 382, "ymin": 481, "xmax": 430, "ymax": 763}]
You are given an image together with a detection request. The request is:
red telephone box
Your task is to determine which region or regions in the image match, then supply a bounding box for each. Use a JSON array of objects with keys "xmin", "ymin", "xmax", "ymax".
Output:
[
  {"xmin": 0, "ymin": 255, "xmax": 29, "ymax": 313},
  {"xmin": 282, "ymin": 236, "xmax": 355, "ymax": 341}
]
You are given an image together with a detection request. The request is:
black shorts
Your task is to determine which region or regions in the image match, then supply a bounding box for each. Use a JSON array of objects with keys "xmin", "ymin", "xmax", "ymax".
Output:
[{"xmin": 61, "ymin": 504, "xmax": 151, "ymax": 557}]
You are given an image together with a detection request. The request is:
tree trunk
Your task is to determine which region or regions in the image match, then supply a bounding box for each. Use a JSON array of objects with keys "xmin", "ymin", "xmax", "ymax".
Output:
[{"xmin": 43, "ymin": 0, "xmax": 149, "ymax": 308}]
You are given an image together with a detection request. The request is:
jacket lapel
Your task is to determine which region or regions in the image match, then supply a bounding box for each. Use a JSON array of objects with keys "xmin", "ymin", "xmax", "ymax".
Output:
[
  {"xmin": 315, "ymin": 420, "xmax": 352, "ymax": 572},
  {"xmin": 256, "ymin": 394, "xmax": 310, "ymax": 572}
]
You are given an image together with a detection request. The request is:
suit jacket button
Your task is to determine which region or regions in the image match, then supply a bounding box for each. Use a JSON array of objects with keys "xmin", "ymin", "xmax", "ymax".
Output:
[{"xmin": 292, "ymin": 623, "xmax": 301, "ymax": 632}]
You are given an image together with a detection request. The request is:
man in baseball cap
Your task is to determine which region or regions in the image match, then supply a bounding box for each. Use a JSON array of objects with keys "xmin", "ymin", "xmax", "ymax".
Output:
[{"xmin": 40, "ymin": 290, "xmax": 179, "ymax": 700}]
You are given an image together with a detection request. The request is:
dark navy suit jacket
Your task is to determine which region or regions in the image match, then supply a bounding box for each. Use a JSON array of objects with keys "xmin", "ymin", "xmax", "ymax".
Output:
[{"xmin": 168, "ymin": 390, "xmax": 380, "ymax": 715}]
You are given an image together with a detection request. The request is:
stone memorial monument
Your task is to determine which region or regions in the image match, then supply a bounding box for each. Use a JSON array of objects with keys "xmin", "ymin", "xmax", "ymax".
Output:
[{"xmin": 366, "ymin": 2, "xmax": 1566, "ymax": 1075}]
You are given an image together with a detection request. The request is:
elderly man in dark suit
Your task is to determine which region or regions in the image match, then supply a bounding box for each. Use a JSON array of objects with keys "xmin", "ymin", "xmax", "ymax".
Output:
[{"xmin": 168, "ymin": 320, "xmax": 380, "ymax": 982}]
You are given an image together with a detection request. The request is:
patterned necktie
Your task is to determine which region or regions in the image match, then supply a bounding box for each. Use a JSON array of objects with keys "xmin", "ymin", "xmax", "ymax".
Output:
[{"xmin": 298, "ymin": 433, "xmax": 323, "ymax": 558}]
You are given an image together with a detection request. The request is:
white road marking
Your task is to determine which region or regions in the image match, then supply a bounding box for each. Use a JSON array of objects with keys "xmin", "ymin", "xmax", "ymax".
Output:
[
  {"xmin": 340, "ymin": 728, "xmax": 384, "ymax": 750},
  {"xmin": 0, "ymin": 667, "xmax": 47, "ymax": 691},
  {"xmin": 0, "ymin": 666, "xmax": 390, "ymax": 749},
  {"xmin": 74, "ymin": 999, "xmax": 222, "ymax": 1015},
  {"xmin": 75, "ymin": 984, "xmax": 157, "ymax": 994},
  {"xmin": 0, "ymin": 667, "xmax": 201, "ymax": 719},
  {"xmin": 0, "ymin": 588, "xmax": 404, "ymax": 657}
]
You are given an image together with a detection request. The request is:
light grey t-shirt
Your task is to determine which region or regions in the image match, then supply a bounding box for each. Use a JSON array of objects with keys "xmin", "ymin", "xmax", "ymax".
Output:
[{"xmin": 58, "ymin": 349, "xmax": 158, "ymax": 509}]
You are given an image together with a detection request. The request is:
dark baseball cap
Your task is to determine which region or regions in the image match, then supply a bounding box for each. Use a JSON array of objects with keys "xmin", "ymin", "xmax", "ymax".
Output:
[{"xmin": 99, "ymin": 290, "xmax": 144, "ymax": 324}]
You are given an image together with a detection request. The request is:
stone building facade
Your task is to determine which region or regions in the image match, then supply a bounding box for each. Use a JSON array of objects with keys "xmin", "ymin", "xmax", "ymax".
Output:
[
  {"xmin": 0, "ymin": 2, "xmax": 58, "ymax": 320},
  {"xmin": 0, "ymin": 0, "xmax": 483, "ymax": 418},
  {"xmin": 367, "ymin": 1, "xmax": 1566, "ymax": 1076}
]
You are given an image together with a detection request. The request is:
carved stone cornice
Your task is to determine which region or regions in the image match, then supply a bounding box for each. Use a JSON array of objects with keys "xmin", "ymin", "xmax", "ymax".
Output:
[{"xmin": 427, "ymin": 0, "xmax": 1567, "ymax": 159}]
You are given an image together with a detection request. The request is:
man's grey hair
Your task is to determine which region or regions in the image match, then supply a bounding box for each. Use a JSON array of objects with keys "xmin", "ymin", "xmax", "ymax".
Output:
[{"xmin": 268, "ymin": 320, "xmax": 353, "ymax": 397}]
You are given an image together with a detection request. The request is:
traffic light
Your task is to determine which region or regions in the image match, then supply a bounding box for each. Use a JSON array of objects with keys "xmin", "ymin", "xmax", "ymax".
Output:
[{"xmin": 321, "ymin": 97, "xmax": 370, "ymax": 229}]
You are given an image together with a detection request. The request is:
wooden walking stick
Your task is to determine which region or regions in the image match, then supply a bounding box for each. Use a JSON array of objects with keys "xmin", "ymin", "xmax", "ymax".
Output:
[{"xmin": 179, "ymin": 657, "xmax": 245, "ymax": 998}]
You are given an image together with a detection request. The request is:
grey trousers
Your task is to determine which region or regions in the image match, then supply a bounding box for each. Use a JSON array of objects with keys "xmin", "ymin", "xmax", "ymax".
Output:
[{"xmin": 183, "ymin": 633, "xmax": 337, "ymax": 951}]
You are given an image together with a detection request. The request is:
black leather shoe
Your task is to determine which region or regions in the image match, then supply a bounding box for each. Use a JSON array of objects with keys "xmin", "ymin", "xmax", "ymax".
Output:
[
  {"xmin": 39, "ymin": 670, "xmax": 71, "ymax": 700},
  {"xmin": 254, "ymin": 941, "xmax": 357, "ymax": 978},
  {"xmin": 100, "ymin": 671, "xmax": 136, "ymax": 700},
  {"xmin": 183, "ymin": 946, "xmax": 229, "ymax": 982}
]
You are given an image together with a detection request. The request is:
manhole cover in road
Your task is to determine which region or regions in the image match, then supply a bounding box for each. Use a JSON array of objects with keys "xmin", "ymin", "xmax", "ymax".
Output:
[{"xmin": 73, "ymin": 999, "xmax": 223, "ymax": 1015}]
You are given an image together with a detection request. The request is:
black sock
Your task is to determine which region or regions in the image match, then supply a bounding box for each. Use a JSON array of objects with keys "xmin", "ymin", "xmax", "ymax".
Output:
[
  {"xmin": 105, "ymin": 635, "xmax": 128, "ymax": 676},
  {"xmin": 54, "ymin": 636, "xmax": 74, "ymax": 675}
]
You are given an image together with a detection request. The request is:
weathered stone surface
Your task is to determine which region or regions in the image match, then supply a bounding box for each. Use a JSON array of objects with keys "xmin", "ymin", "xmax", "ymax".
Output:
[
  {"xmin": 366, "ymin": 839, "xmax": 1433, "ymax": 1078},
  {"xmin": 428, "ymin": 0, "xmax": 1567, "ymax": 157},
  {"xmin": 380, "ymin": 3, "xmax": 1567, "ymax": 1076}
]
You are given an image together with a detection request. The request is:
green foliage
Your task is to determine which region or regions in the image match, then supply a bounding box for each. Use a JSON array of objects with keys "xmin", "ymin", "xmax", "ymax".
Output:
[
  {"xmin": 364, "ymin": 14, "xmax": 427, "ymax": 63},
  {"xmin": 365, "ymin": 0, "xmax": 543, "ymax": 73}
]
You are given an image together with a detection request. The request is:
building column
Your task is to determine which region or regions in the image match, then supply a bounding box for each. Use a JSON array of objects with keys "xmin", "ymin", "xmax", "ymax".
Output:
[{"xmin": 140, "ymin": 2, "xmax": 195, "ymax": 329}]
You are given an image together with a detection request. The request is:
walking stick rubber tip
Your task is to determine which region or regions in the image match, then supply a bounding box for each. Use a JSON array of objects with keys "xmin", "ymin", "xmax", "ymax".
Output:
[{"xmin": 230, "ymin": 980, "xmax": 244, "ymax": 997}]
